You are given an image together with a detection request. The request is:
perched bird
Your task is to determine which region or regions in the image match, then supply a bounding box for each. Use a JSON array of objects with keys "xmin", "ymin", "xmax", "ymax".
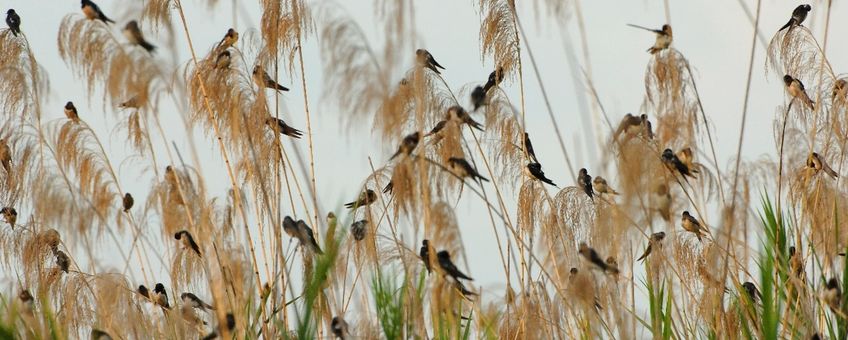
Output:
[
  {"xmin": 652, "ymin": 183, "xmax": 672, "ymax": 221},
  {"xmin": 448, "ymin": 157, "xmax": 489, "ymax": 183},
  {"xmin": 789, "ymin": 246, "xmax": 805, "ymax": 278},
  {"xmin": 614, "ymin": 113, "xmax": 643, "ymax": 140},
  {"xmin": 636, "ymin": 232, "xmax": 666, "ymax": 262},
  {"xmin": 823, "ymin": 278, "xmax": 842, "ymax": 314},
  {"xmin": 153, "ymin": 283, "xmax": 171, "ymax": 309},
  {"xmin": 437, "ymin": 250, "xmax": 473, "ymax": 281},
  {"xmin": 282, "ymin": 216, "xmax": 299, "ymax": 239},
  {"xmin": 0, "ymin": 138, "xmax": 12, "ymax": 173},
  {"xmin": 124, "ymin": 21, "xmax": 156, "ymax": 53},
  {"xmin": 55, "ymin": 250, "xmax": 70, "ymax": 273},
  {"xmin": 525, "ymin": 162, "xmax": 556, "ymax": 187},
  {"xmin": 681, "ymin": 211, "xmax": 705, "ymax": 241},
  {"xmin": 420, "ymin": 240, "xmax": 432, "ymax": 274},
  {"xmin": 344, "ymin": 189, "xmax": 378, "ymax": 209},
  {"xmin": 628, "ymin": 24, "xmax": 672, "ymax": 54},
  {"xmin": 265, "ymin": 116, "xmax": 303, "ymax": 139},
  {"xmin": 215, "ymin": 50, "xmax": 231, "ymax": 70},
  {"xmin": 217, "ymin": 28, "xmax": 238, "ymax": 50},
  {"xmin": 415, "ymin": 48, "xmax": 445, "ymax": 74},
  {"xmin": 641, "ymin": 114, "xmax": 655, "ymax": 139},
  {"xmin": 181, "ymin": 292, "xmax": 214, "ymax": 311},
  {"xmin": 174, "ymin": 230, "xmax": 202, "ymax": 257},
  {"xmin": 389, "ymin": 132, "xmax": 420, "ymax": 161},
  {"xmin": 579, "ymin": 243, "xmax": 619, "ymax": 274},
  {"xmin": 662, "ymin": 149, "xmax": 697, "ymax": 179},
  {"xmin": 807, "ymin": 152, "xmax": 838, "ymax": 179},
  {"xmin": 470, "ymin": 86, "xmax": 486, "ymax": 111},
  {"xmin": 331, "ymin": 316, "xmax": 349, "ymax": 339},
  {"xmin": 741, "ymin": 282, "xmax": 761, "ymax": 304},
  {"xmin": 350, "ymin": 220, "xmax": 367, "ymax": 241},
  {"xmin": 81, "ymin": 0, "xmax": 114, "ymax": 24},
  {"xmin": 784, "ymin": 75, "xmax": 815, "ymax": 110},
  {"xmin": 577, "ymin": 168, "xmax": 594, "ymax": 201},
  {"xmin": 137, "ymin": 285, "xmax": 150, "ymax": 299},
  {"xmin": 833, "ymin": 79, "xmax": 847, "ymax": 104},
  {"xmin": 1, "ymin": 207, "xmax": 17, "ymax": 228},
  {"xmin": 425, "ymin": 120, "xmax": 447, "ymax": 137},
  {"xmin": 122, "ymin": 193, "xmax": 134, "ymax": 212},
  {"xmin": 482, "ymin": 67, "xmax": 505, "ymax": 92},
  {"xmin": 253, "ymin": 66, "xmax": 289, "ymax": 92},
  {"xmin": 295, "ymin": 219, "xmax": 323, "ymax": 254},
  {"xmin": 6, "ymin": 9, "xmax": 20, "ymax": 36},
  {"xmin": 779, "ymin": 4, "xmax": 812, "ymax": 32},
  {"xmin": 446, "ymin": 105, "xmax": 483, "ymax": 131},
  {"xmin": 91, "ymin": 329, "xmax": 114, "ymax": 340},
  {"xmin": 523, "ymin": 132, "xmax": 538, "ymax": 163},
  {"xmin": 593, "ymin": 176, "xmax": 619, "ymax": 195},
  {"xmin": 64, "ymin": 101, "xmax": 80, "ymax": 123},
  {"xmin": 676, "ymin": 148, "xmax": 701, "ymax": 175}
]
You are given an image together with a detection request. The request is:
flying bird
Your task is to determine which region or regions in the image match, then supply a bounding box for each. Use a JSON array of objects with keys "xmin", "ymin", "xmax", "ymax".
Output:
[
  {"xmin": 593, "ymin": 176, "xmax": 619, "ymax": 195},
  {"xmin": 578, "ymin": 243, "xmax": 619, "ymax": 274},
  {"xmin": 81, "ymin": 0, "xmax": 114, "ymax": 24},
  {"xmin": 662, "ymin": 148, "xmax": 697, "ymax": 179},
  {"xmin": 416, "ymin": 48, "xmax": 445, "ymax": 74},
  {"xmin": 344, "ymin": 189, "xmax": 378, "ymax": 209},
  {"xmin": 253, "ymin": 66, "xmax": 289, "ymax": 92},
  {"xmin": 350, "ymin": 220, "xmax": 367, "ymax": 241},
  {"xmin": 122, "ymin": 193, "xmax": 134, "ymax": 212},
  {"xmin": 153, "ymin": 283, "xmax": 171, "ymax": 309},
  {"xmin": 784, "ymin": 75, "xmax": 815, "ymax": 110},
  {"xmin": 525, "ymin": 162, "xmax": 556, "ymax": 186},
  {"xmin": 636, "ymin": 232, "xmax": 666, "ymax": 262},
  {"xmin": 628, "ymin": 24, "xmax": 672, "ymax": 54},
  {"xmin": 420, "ymin": 240, "xmax": 432, "ymax": 274},
  {"xmin": 779, "ymin": 4, "xmax": 812, "ymax": 32},
  {"xmin": 448, "ymin": 157, "xmax": 489, "ymax": 183},
  {"xmin": 1, "ymin": 207, "xmax": 17, "ymax": 228},
  {"xmin": 175, "ymin": 230, "xmax": 202, "ymax": 256},
  {"xmin": 437, "ymin": 250, "xmax": 473, "ymax": 281},
  {"xmin": 64, "ymin": 102, "xmax": 80, "ymax": 123},
  {"xmin": 523, "ymin": 132, "xmax": 538, "ymax": 163},
  {"xmin": 807, "ymin": 152, "xmax": 838, "ymax": 179},
  {"xmin": 681, "ymin": 211, "xmax": 705, "ymax": 241},
  {"xmin": 265, "ymin": 116, "xmax": 303, "ymax": 139},
  {"xmin": 446, "ymin": 105, "xmax": 483, "ymax": 131},
  {"xmin": 6, "ymin": 9, "xmax": 20, "ymax": 36},
  {"xmin": 577, "ymin": 168, "xmax": 594, "ymax": 201},
  {"xmin": 181, "ymin": 292, "xmax": 214, "ymax": 311},
  {"xmin": 331, "ymin": 316, "xmax": 349, "ymax": 340},
  {"xmin": 124, "ymin": 21, "xmax": 156, "ymax": 53},
  {"xmin": 389, "ymin": 132, "xmax": 420, "ymax": 161}
]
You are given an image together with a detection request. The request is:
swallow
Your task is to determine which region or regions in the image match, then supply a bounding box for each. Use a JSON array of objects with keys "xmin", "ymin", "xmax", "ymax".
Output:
[
  {"xmin": 282, "ymin": 215, "xmax": 299, "ymax": 238},
  {"xmin": 181, "ymin": 292, "xmax": 214, "ymax": 311},
  {"xmin": 662, "ymin": 149, "xmax": 697, "ymax": 179},
  {"xmin": 784, "ymin": 75, "xmax": 815, "ymax": 110},
  {"xmin": 350, "ymin": 219, "xmax": 367, "ymax": 241},
  {"xmin": 389, "ymin": 132, "xmax": 420, "ymax": 161},
  {"xmin": 1, "ymin": 207, "xmax": 17, "ymax": 228},
  {"xmin": 265, "ymin": 116, "xmax": 303, "ymax": 139},
  {"xmin": 296, "ymin": 219, "xmax": 323, "ymax": 254},
  {"xmin": 425, "ymin": 120, "xmax": 447, "ymax": 137},
  {"xmin": 833, "ymin": 79, "xmax": 847, "ymax": 104},
  {"xmin": 676, "ymin": 147, "xmax": 700, "ymax": 175},
  {"xmin": 741, "ymin": 282, "xmax": 761, "ymax": 304},
  {"xmin": 578, "ymin": 242, "xmax": 619, "ymax": 274},
  {"xmin": 448, "ymin": 157, "xmax": 489, "ymax": 183},
  {"xmin": 789, "ymin": 246, "xmax": 805, "ymax": 278},
  {"xmin": 641, "ymin": 114, "xmax": 654, "ymax": 139},
  {"xmin": 153, "ymin": 283, "xmax": 171, "ymax": 309},
  {"xmin": 807, "ymin": 152, "xmax": 838, "ymax": 179},
  {"xmin": 437, "ymin": 250, "xmax": 473, "ymax": 281},
  {"xmin": 577, "ymin": 168, "xmax": 594, "ymax": 201},
  {"xmin": 123, "ymin": 193, "xmax": 134, "ymax": 212},
  {"xmin": 81, "ymin": 0, "xmax": 114, "ymax": 24},
  {"xmin": 628, "ymin": 24, "xmax": 672, "ymax": 54},
  {"xmin": 420, "ymin": 239, "xmax": 432, "ymax": 273},
  {"xmin": 0, "ymin": 138, "xmax": 11, "ymax": 173},
  {"xmin": 614, "ymin": 113, "xmax": 643, "ymax": 140},
  {"xmin": 328, "ymin": 316, "xmax": 349, "ymax": 339},
  {"xmin": 652, "ymin": 183, "xmax": 672, "ymax": 221},
  {"xmin": 446, "ymin": 105, "xmax": 483, "ymax": 131},
  {"xmin": 779, "ymin": 4, "xmax": 812, "ymax": 32},
  {"xmin": 217, "ymin": 28, "xmax": 238, "ymax": 51},
  {"xmin": 55, "ymin": 250, "xmax": 70, "ymax": 273},
  {"xmin": 64, "ymin": 101, "xmax": 80, "ymax": 123},
  {"xmin": 253, "ymin": 66, "xmax": 289, "ymax": 92},
  {"xmin": 518, "ymin": 134, "xmax": 537, "ymax": 165},
  {"xmin": 119, "ymin": 96, "xmax": 140, "ymax": 109},
  {"xmin": 91, "ymin": 329, "xmax": 114, "ymax": 340},
  {"xmin": 681, "ymin": 211, "xmax": 705, "ymax": 241},
  {"xmin": 175, "ymin": 230, "xmax": 202, "ymax": 256},
  {"xmin": 215, "ymin": 50, "xmax": 231, "ymax": 70},
  {"xmin": 344, "ymin": 189, "xmax": 378, "ymax": 209},
  {"xmin": 483, "ymin": 67, "xmax": 504, "ymax": 92},
  {"xmin": 636, "ymin": 231, "xmax": 666, "ymax": 262},
  {"xmin": 124, "ymin": 21, "xmax": 156, "ymax": 53},
  {"xmin": 382, "ymin": 181, "xmax": 393, "ymax": 194},
  {"xmin": 137, "ymin": 285, "xmax": 150, "ymax": 299},
  {"xmin": 470, "ymin": 86, "xmax": 486, "ymax": 111},
  {"xmin": 823, "ymin": 278, "xmax": 842, "ymax": 314},
  {"xmin": 593, "ymin": 176, "xmax": 619, "ymax": 195},
  {"xmin": 525, "ymin": 162, "xmax": 556, "ymax": 186},
  {"xmin": 6, "ymin": 9, "xmax": 20, "ymax": 36},
  {"xmin": 415, "ymin": 48, "xmax": 444, "ymax": 74}
]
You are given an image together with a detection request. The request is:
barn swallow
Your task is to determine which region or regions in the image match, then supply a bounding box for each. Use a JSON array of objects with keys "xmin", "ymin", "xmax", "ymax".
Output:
[
  {"xmin": 807, "ymin": 152, "xmax": 838, "ymax": 179},
  {"xmin": 217, "ymin": 28, "xmax": 238, "ymax": 50},
  {"xmin": 64, "ymin": 101, "xmax": 80, "ymax": 123},
  {"xmin": 91, "ymin": 329, "xmax": 114, "ymax": 340},
  {"xmin": 55, "ymin": 250, "xmax": 70, "ymax": 273},
  {"xmin": 578, "ymin": 243, "xmax": 619, "ymax": 274},
  {"xmin": 415, "ymin": 49, "xmax": 444, "ymax": 74},
  {"xmin": 446, "ymin": 105, "xmax": 483, "ymax": 131},
  {"xmin": 789, "ymin": 246, "xmax": 805, "ymax": 278},
  {"xmin": 283, "ymin": 216, "xmax": 299, "ymax": 237},
  {"xmin": 119, "ymin": 96, "xmax": 140, "ymax": 109},
  {"xmin": 652, "ymin": 183, "xmax": 672, "ymax": 221},
  {"xmin": 833, "ymin": 79, "xmax": 847, "ymax": 104},
  {"xmin": 437, "ymin": 250, "xmax": 473, "ymax": 281},
  {"xmin": 215, "ymin": 50, "xmax": 231, "ymax": 70},
  {"xmin": 331, "ymin": 316, "xmax": 349, "ymax": 339},
  {"xmin": 344, "ymin": 189, "xmax": 378, "ymax": 209},
  {"xmin": 662, "ymin": 149, "xmax": 697, "ymax": 179},
  {"xmin": 1, "ymin": 207, "xmax": 17, "ymax": 228},
  {"xmin": 448, "ymin": 157, "xmax": 489, "ymax": 183},
  {"xmin": 823, "ymin": 278, "xmax": 841, "ymax": 314},
  {"xmin": 577, "ymin": 168, "xmax": 594, "ymax": 201},
  {"xmin": 784, "ymin": 75, "xmax": 815, "ymax": 110},
  {"xmin": 265, "ymin": 116, "xmax": 303, "ymax": 139},
  {"xmin": 676, "ymin": 147, "xmax": 700, "ymax": 175},
  {"xmin": 641, "ymin": 114, "xmax": 654, "ymax": 139},
  {"xmin": 296, "ymin": 219, "xmax": 323, "ymax": 254},
  {"xmin": 153, "ymin": 283, "xmax": 171, "ymax": 309},
  {"xmin": 137, "ymin": 285, "xmax": 150, "ymax": 299},
  {"xmin": 593, "ymin": 176, "xmax": 619, "ymax": 195},
  {"xmin": 628, "ymin": 24, "xmax": 672, "ymax": 54},
  {"xmin": 253, "ymin": 66, "xmax": 289, "ymax": 92},
  {"xmin": 614, "ymin": 113, "xmax": 642, "ymax": 140},
  {"xmin": 525, "ymin": 162, "xmax": 556, "ymax": 186},
  {"xmin": 6, "ymin": 9, "xmax": 20, "ymax": 36},
  {"xmin": 636, "ymin": 231, "xmax": 666, "ymax": 262},
  {"xmin": 483, "ymin": 67, "xmax": 504, "ymax": 92},
  {"xmin": 425, "ymin": 120, "xmax": 447, "ymax": 137},
  {"xmin": 0, "ymin": 139, "xmax": 11, "ymax": 173},
  {"xmin": 124, "ymin": 21, "xmax": 156, "ymax": 53},
  {"xmin": 389, "ymin": 132, "xmax": 420, "ymax": 161},
  {"xmin": 81, "ymin": 0, "xmax": 114, "ymax": 24},
  {"xmin": 741, "ymin": 282, "xmax": 761, "ymax": 304},
  {"xmin": 420, "ymin": 239, "xmax": 432, "ymax": 273},
  {"xmin": 681, "ymin": 211, "xmax": 705, "ymax": 241},
  {"xmin": 175, "ymin": 230, "xmax": 202, "ymax": 256},
  {"xmin": 181, "ymin": 292, "xmax": 214, "ymax": 311},
  {"xmin": 350, "ymin": 219, "xmax": 367, "ymax": 241},
  {"xmin": 779, "ymin": 4, "xmax": 812, "ymax": 31},
  {"xmin": 123, "ymin": 193, "xmax": 134, "ymax": 212},
  {"xmin": 471, "ymin": 86, "xmax": 486, "ymax": 111}
]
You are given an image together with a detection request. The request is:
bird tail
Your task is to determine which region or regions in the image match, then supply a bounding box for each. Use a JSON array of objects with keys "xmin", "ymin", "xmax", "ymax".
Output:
[
  {"xmin": 141, "ymin": 41, "xmax": 156, "ymax": 53},
  {"xmin": 648, "ymin": 47, "xmax": 660, "ymax": 54},
  {"xmin": 478, "ymin": 175, "xmax": 490, "ymax": 182},
  {"xmin": 282, "ymin": 125, "xmax": 303, "ymax": 139},
  {"xmin": 344, "ymin": 202, "xmax": 355, "ymax": 209},
  {"xmin": 275, "ymin": 83, "xmax": 290, "ymax": 92},
  {"xmin": 779, "ymin": 19, "xmax": 793, "ymax": 31}
]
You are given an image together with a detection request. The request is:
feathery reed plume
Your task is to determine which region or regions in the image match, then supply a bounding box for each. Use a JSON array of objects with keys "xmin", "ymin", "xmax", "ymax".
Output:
[
  {"xmin": 642, "ymin": 49, "xmax": 699, "ymax": 147},
  {"xmin": 479, "ymin": 0, "xmax": 518, "ymax": 78}
]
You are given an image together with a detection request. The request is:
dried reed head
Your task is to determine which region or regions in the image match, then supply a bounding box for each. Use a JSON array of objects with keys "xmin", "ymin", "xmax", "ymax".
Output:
[{"xmin": 479, "ymin": 0, "xmax": 518, "ymax": 78}]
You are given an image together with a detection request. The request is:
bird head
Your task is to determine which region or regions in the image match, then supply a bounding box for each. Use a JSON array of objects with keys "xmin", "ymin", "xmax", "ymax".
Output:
[
  {"xmin": 662, "ymin": 24, "xmax": 672, "ymax": 35},
  {"xmin": 579, "ymin": 168, "xmax": 588, "ymax": 175},
  {"xmin": 640, "ymin": 113, "xmax": 648, "ymax": 121},
  {"xmin": 65, "ymin": 101, "xmax": 75, "ymax": 110},
  {"xmin": 437, "ymin": 250, "xmax": 450, "ymax": 260},
  {"xmin": 802, "ymin": 4, "xmax": 811, "ymax": 11},
  {"xmin": 662, "ymin": 149, "xmax": 674, "ymax": 158},
  {"xmin": 422, "ymin": 239, "xmax": 429, "ymax": 247},
  {"xmin": 174, "ymin": 231, "xmax": 183, "ymax": 240},
  {"xmin": 682, "ymin": 211, "xmax": 690, "ymax": 218},
  {"xmin": 783, "ymin": 75, "xmax": 793, "ymax": 85},
  {"xmin": 154, "ymin": 283, "xmax": 165, "ymax": 292},
  {"xmin": 653, "ymin": 232, "xmax": 666, "ymax": 241},
  {"xmin": 7, "ymin": 9, "xmax": 15, "ymax": 15},
  {"xmin": 827, "ymin": 278, "xmax": 839, "ymax": 289},
  {"xmin": 789, "ymin": 246, "xmax": 796, "ymax": 256},
  {"xmin": 569, "ymin": 267, "xmax": 578, "ymax": 275},
  {"xmin": 415, "ymin": 49, "xmax": 426, "ymax": 56}
]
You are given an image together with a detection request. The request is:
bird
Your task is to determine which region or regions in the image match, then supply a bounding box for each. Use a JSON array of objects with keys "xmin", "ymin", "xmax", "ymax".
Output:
[
  {"xmin": 437, "ymin": 250, "xmax": 473, "ymax": 281},
  {"xmin": 81, "ymin": 0, "xmax": 114, "ymax": 24},
  {"xmin": 823, "ymin": 278, "xmax": 842, "ymax": 314},
  {"xmin": 593, "ymin": 176, "xmax": 619, "ymax": 195},
  {"xmin": 641, "ymin": 114, "xmax": 655, "ymax": 139},
  {"xmin": 415, "ymin": 48, "xmax": 444, "ymax": 74},
  {"xmin": 636, "ymin": 232, "xmax": 666, "ymax": 262},
  {"xmin": 614, "ymin": 113, "xmax": 643, "ymax": 140},
  {"xmin": 1, "ymin": 207, "xmax": 17, "ymax": 228},
  {"xmin": 295, "ymin": 219, "xmax": 323, "ymax": 254},
  {"xmin": 784, "ymin": 75, "xmax": 815, "ymax": 110},
  {"xmin": 265, "ymin": 116, "xmax": 303, "ymax": 139},
  {"xmin": 789, "ymin": 246, "xmax": 805, "ymax": 278},
  {"xmin": 806, "ymin": 152, "xmax": 838, "ymax": 179},
  {"xmin": 18, "ymin": 290, "xmax": 33, "ymax": 314},
  {"xmin": 676, "ymin": 148, "xmax": 700, "ymax": 175},
  {"xmin": 181, "ymin": 292, "xmax": 214, "ymax": 311},
  {"xmin": 331, "ymin": 316, "xmax": 349, "ymax": 339},
  {"xmin": 741, "ymin": 282, "xmax": 761, "ymax": 304},
  {"xmin": 91, "ymin": 329, "xmax": 114, "ymax": 340},
  {"xmin": 446, "ymin": 105, "xmax": 483, "ymax": 131},
  {"xmin": 0, "ymin": 139, "xmax": 11, "ymax": 174},
  {"xmin": 350, "ymin": 220, "xmax": 367, "ymax": 241},
  {"xmin": 652, "ymin": 183, "xmax": 672, "ymax": 221},
  {"xmin": 64, "ymin": 102, "xmax": 80, "ymax": 123},
  {"xmin": 523, "ymin": 132, "xmax": 538, "ymax": 163},
  {"xmin": 662, "ymin": 148, "xmax": 697, "ymax": 179},
  {"xmin": 681, "ymin": 211, "xmax": 705, "ymax": 241},
  {"xmin": 253, "ymin": 66, "xmax": 289, "ymax": 92},
  {"xmin": 55, "ymin": 250, "xmax": 70, "ymax": 273},
  {"xmin": 420, "ymin": 240, "xmax": 432, "ymax": 274},
  {"xmin": 215, "ymin": 50, "xmax": 231, "ymax": 70},
  {"xmin": 448, "ymin": 157, "xmax": 489, "ymax": 183},
  {"xmin": 833, "ymin": 79, "xmax": 847, "ymax": 104},
  {"xmin": 389, "ymin": 132, "xmax": 420, "ymax": 161},
  {"xmin": 578, "ymin": 243, "xmax": 619, "ymax": 274},
  {"xmin": 344, "ymin": 189, "xmax": 378, "ymax": 209},
  {"xmin": 779, "ymin": 4, "xmax": 812, "ymax": 32},
  {"xmin": 470, "ymin": 86, "xmax": 486, "ymax": 111},
  {"xmin": 525, "ymin": 162, "xmax": 556, "ymax": 187},
  {"xmin": 577, "ymin": 168, "xmax": 594, "ymax": 201},
  {"xmin": 217, "ymin": 28, "xmax": 238, "ymax": 50},
  {"xmin": 6, "ymin": 9, "xmax": 20, "ymax": 36},
  {"xmin": 628, "ymin": 24, "xmax": 672, "ymax": 54},
  {"xmin": 123, "ymin": 21, "xmax": 156, "ymax": 53},
  {"xmin": 153, "ymin": 283, "xmax": 171, "ymax": 309},
  {"xmin": 282, "ymin": 216, "xmax": 299, "ymax": 238},
  {"xmin": 137, "ymin": 285, "xmax": 150, "ymax": 299},
  {"xmin": 482, "ymin": 67, "xmax": 505, "ymax": 92},
  {"xmin": 174, "ymin": 230, "xmax": 202, "ymax": 256},
  {"xmin": 122, "ymin": 193, "xmax": 134, "ymax": 212}
]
